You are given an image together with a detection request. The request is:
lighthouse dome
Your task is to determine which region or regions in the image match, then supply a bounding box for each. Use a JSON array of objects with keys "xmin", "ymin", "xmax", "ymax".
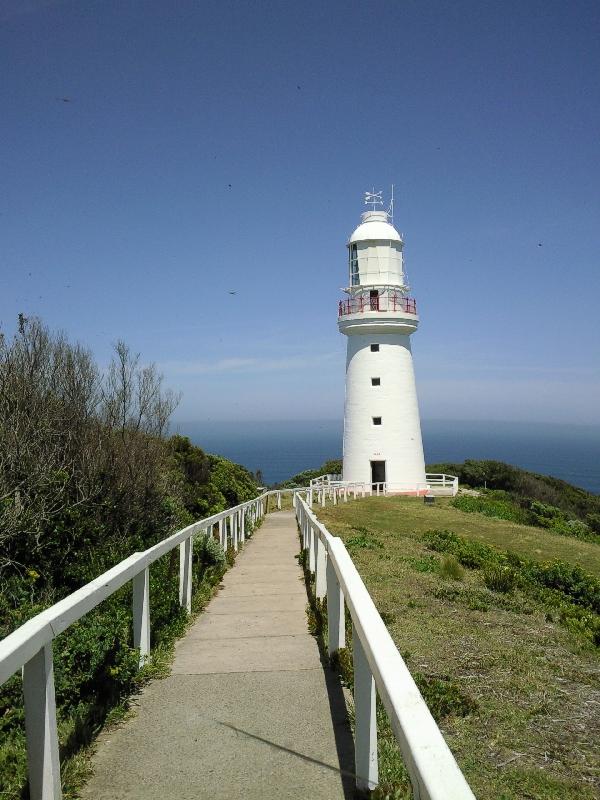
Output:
[{"xmin": 349, "ymin": 210, "xmax": 402, "ymax": 244}]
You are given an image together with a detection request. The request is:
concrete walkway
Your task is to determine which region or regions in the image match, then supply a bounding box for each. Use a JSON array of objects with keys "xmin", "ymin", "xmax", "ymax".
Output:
[{"xmin": 83, "ymin": 511, "xmax": 354, "ymax": 800}]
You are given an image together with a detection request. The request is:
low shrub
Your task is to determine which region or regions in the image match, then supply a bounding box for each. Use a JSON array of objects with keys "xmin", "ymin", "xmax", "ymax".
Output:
[
  {"xmin": 483, "ymin": 564, "xmax": 517, "ymax": 593},
  {"xmin": 452, "ymin": 493, "xmax": 529, "ymax": 524},
  {"xmin": 346, "ymin": 526, "xmax": 384, "ymax": 551},
  {"xmin": 422, "ymin": 529, "xmax": 494, "ymax": 569},
  {"xmin": 422, "ymin": 528, "xmax": 600, "ymax": 644},
  {"xmin": 440, "ymin": 555, "xmax": 464, "ymax": 581},
  {"xmin": 405, "ymin": 555, "xmax": 439, "ymax": 573},
  {"xmin": 413, "ymin": 673, "xmax": 477, "ymax": 721}
]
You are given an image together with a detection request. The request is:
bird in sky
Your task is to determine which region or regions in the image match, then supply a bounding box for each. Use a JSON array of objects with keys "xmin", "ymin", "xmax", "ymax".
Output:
[
  {"xmin": 228, "ymin": 291, "xmax": 237, "ymax": 295},
  {"xmin": 56, "ymin": 97, "xmax": 71, "ymax": 103}
]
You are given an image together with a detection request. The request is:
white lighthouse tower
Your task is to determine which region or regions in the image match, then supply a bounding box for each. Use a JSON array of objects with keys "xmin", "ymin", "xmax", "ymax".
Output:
[{"xmin": 339, "ymin": 191, "xmax": 427, "ymax": 494}]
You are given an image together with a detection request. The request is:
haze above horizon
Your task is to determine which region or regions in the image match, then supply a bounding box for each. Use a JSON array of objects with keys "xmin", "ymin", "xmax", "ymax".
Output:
[{"xmin": 1, "ymin": 0, "xmax": 599, "ymax": 425}]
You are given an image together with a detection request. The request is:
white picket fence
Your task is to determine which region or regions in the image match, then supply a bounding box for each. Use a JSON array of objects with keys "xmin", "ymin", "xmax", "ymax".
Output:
[
  {"xmin": 296, "ymin": 494, "xmax": 475, "ymax": 799},
  {"xmin": 0, "ymin": 489, "xmax": 293, "ymax": 800}
]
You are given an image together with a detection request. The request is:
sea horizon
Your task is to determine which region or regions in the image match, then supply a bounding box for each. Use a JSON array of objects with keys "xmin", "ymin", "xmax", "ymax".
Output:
[{"xmin": 171, "ymin": 418, "xmax": 600, "ymax": 495}]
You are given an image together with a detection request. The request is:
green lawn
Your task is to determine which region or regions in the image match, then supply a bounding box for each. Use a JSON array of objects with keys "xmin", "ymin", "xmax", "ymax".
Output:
[{"xmin": 318, "ymin": 496, "xmax": 600, "ymax": 800}]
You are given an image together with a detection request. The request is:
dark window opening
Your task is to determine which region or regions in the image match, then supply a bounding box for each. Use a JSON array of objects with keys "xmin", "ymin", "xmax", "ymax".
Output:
[
  {"xmin": 371, "ymin": 377, "xmax": 381, "ymax": 386},
  {"xmin": 370, "ymin": 344, "xmax": 379, "ymax": 352},
  {"xmin": 372, "ymin": 417, "xmax": 382, "ymax": 426},
  {"xmin": 369, "ymin": 289, "xmax": 379, "ymax": 311}
]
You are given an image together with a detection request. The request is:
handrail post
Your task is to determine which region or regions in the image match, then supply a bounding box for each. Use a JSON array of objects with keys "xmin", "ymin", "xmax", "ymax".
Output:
[
  {"xmin": 333, "ymin": 488, "xmax": 337, "ymax": 505},
  {"xmin": 320, "ymin": 488, "xmax": 325, "ymax": 508},
  {"xmin": 240, "ymin": 509, "xmax": 245, "ymax": 543},
  {"xmin": 308, "ymin": 488, "xmax": 313, "ymax": 507},
  {"xmin": 308, "ymin": 522, "xmax": 316, "ymax": 574},
  {"xmin": 179, "ymin": 536, "xmax": 193, "ymax": 613},
  {"xmin": 315, "ymin": 533, "xmax": 327, "ymax": 599},
  {"xmin": 326, "ymin": 557, "xmax": 344, "ymax": 655},
  {"xmin": 353, "ymin": 626, "xmax": 378, "ymax": 791},
  {"xmin": 277, "ymin": 491, "xmax": 281, "ymax": 509},
  {"xmin": 292, "ymin": 491, "xmax": 297, "ymax": 509},
  {"xmin": 133, "ymin": 567, "xmax": 150, "ymax": 666},
  {"xmin": 23, "ymin": 644, "xmax": 62, "ymax": 800},
  {"xmin": 218, "ymin": 518, "xmax": 225, "ymax": 549},
  {"xmin": 232, "ymin": 514, "xmax": 238, "ymax": 551}
]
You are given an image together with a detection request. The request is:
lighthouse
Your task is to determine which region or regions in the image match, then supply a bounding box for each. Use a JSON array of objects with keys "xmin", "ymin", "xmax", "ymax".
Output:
[{"xmin": 338, "ymin": 191, "xmax": 427, "ymax": 494}]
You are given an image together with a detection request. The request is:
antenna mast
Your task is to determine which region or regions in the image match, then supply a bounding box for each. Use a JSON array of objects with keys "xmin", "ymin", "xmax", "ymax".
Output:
[{"xmin": 388, "ymin": 184, "xmax": 394, "ymax": 223}]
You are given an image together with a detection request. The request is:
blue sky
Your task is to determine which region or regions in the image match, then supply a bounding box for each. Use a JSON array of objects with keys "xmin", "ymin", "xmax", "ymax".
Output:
[{"xmin": 1, "ymin": 0, "xmax": 599, "ymax": 424}]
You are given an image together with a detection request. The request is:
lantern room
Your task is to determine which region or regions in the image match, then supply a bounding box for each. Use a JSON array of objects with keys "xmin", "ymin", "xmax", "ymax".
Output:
[{"xmin": 347, "ymin": 210, "xmax": 407, "ymax": 289}]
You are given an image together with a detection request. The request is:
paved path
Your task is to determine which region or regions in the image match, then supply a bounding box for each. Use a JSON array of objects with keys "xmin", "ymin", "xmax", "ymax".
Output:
[{"xmin": 83, "ymin": 511, "xmax": 354, "ymax": 800}]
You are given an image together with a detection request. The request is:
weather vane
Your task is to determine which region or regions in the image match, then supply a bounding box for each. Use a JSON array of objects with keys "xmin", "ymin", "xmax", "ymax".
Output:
[{"xmin": 364, "ymin": 188, "xmax": 383, "ymax": 211}]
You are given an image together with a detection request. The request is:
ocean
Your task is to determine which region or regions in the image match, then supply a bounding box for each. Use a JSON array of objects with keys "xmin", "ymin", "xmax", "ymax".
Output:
[{"xmin": 172, "ymin": 419, "xmax": 600, "ymax": 495}]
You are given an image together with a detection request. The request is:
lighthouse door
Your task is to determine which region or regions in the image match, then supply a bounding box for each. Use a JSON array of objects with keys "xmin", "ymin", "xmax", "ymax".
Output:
[{"xmin": 370, "ymin": 460, "xmax": 386, "ymax": 488}]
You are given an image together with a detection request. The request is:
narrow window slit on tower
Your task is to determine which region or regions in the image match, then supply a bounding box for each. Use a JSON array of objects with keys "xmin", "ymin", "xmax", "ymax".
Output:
[
  {"xmin": 372, "ymin": 417, "xmax": 382, "ymax": 426},
  {"xmin": 370, "ymin": 344, "xmax": 379, "ymax": 352},
  {"xmin": 371, "ymin": 377, "xmax": 381, "ymax": 386}
]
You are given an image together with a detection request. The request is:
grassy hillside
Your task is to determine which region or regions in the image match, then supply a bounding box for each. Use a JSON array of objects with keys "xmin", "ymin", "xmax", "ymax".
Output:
[{"xmin": 318, "ymin": 496, "xmax": 600, "ymax": 800}]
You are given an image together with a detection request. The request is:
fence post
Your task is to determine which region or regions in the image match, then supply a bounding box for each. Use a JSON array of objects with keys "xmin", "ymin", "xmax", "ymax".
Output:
[
  {"xmin": 315, "ymin": 532, "xmax": 327, "ymax": 599},
  {"xmin": 277, "ymin": 491, "xmax": 281, "ymax": 509},
  {"xmin": 240, "ymin": 509, "xmax": 245, "ymax": 543},
  {"xmin": 320, "ymin": 489, "xmax": 325, "ymax": 508},
  {"xmin": 326, "ymin": 558, "xmax": 345, "ymax": 654},
  {"xmin": 353, "ymin": 626, "xmax": 378, "ymax": 791},
  {"xmin": 333, "ymin": 488, "xmax": 338, "ymax": 505},
  {"xmin": 218, "ymin": 518, "xmax": 225, "ymax": 549},
  {"xmin": 23, "ymin": 644, "xmax": 62, "ymax": 800},
  {"xmin": 133, "ymin": 567, "xmax": 150, "ymax": 667},
  {"xmin": 179, "ymin": 537, "xmax": 193, "ymax": 613}
]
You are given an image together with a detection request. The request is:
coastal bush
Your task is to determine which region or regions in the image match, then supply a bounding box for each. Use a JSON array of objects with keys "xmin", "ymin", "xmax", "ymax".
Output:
[
  {"xmin": 0, "ymin": 317, "xmax": 259, "ymax": 800},
  {"xmin": 276, "ymin": 458, "xmax": 342, "ymax": 489},
  {"xmin": 427, "ymin": 458, "xmax": 600, "ymax": 523}
]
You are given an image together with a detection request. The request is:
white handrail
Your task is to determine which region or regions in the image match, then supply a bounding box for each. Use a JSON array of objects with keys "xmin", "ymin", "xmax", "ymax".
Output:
[
  {"xmin": 295, "ymin": 496, "xmax": 475, "ymax": 799},
  {"xmin": 311, "ymin": 474, "xmax": 459, "ymax": 497},
  {"xmin": 0, "ymin": 487, "xmax": 305, "ymax": 800}
]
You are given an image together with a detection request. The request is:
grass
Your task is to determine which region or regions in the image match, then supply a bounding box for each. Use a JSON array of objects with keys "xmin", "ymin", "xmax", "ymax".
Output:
[
  {"xmin": 317, "ymin": 496, "xmax": 600, "ymax": 800},
  {"xmin": 326, "ymin": 496, "xmax": 600, "ymax": 576}
]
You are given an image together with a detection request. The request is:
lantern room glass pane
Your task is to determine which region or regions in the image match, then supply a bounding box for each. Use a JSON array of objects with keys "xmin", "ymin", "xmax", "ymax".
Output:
[{"xmin": 349, "ymin": 243, "xmax": 359, "ymax": 286}]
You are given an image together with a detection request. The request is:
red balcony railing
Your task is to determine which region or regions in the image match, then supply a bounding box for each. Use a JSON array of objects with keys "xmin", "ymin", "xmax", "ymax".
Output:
[{"xmin": 338, "ymin": 295, "xmax": 417, "ymax": 317}]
